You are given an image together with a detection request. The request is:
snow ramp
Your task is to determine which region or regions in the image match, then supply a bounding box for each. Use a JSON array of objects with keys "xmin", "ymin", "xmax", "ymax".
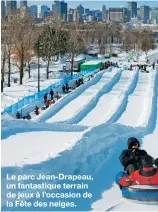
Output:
[
  {"xmin": 46, "ymin": 68, "xmax": 121, "ymax": 123},
  {"xmin": 117, "ymin": 71, "xmax": 157, "ymax": 128},
  {"xmin": 79, "ymin": 70, "xmax": 138, "ymax": 126}
]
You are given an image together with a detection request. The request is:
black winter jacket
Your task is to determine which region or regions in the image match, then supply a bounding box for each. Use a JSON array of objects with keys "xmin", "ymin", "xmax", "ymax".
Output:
[{"xmin": 119, "ymin": 149, "xmax": 147, "ymax": 169}]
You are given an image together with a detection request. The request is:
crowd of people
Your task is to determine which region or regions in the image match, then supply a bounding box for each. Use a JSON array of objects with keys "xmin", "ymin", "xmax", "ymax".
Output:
[
  {"xmin": 15, "ymin": 76, "xmax": 87, "ymax": 119},
  {"xmin": 129, "ymin": 61, "xmax": 157, "ymax": 72},
  {"xmin": 103, "ymin": 61, "xmax": 119, "ymax": 69}
]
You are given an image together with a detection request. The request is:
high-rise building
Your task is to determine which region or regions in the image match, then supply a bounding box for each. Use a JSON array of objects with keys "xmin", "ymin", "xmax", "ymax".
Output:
[
  {"xmin": 140, "ymin": 5, "xmax": 150, "ymax": 24},
  {"xmin": 73, "ymin": 8, "xmax": 83, "ymax": 24},
  {"xmin": 37, "ymin": 6, "xmax": 42, "ymax": 18},
  {"xmin": 41, "ymin": 5, "xmax": 50, "ymax": 17},
  {"xmin": 67, "ymin": 9, "xmax": 74, "ymax": 22},
  {"xmin": 123, "ymin": 8, "xmax": 130, "ymax": 22},
  {"xmin": 20, "ymin": 0, "xmax": 27, "ymax": 8},
  {"xmin": 60, "ymin": 1, "xmax": 67, "ymax": 20},
  {"xmin": 6, "ymin": 0, "xmax": 17, "ymax": 14},
  {"xmin": 150, "ymin": 8, "xmax": 158, "ymax": 24},
  {"xmin": 1, "ymin": 0, "xmax": 5, "ymax": 19},
  {"xmin": 128, "ymin": 1, "xmax": 137, "ymax": 18},
  {"xmin": 77, "ymin": 4, "xmax": 84, "ymax": 15},
  {"xmin": 52, "ymin": 1, "xmax": 67, "ymax": 20},
  {"xmin": 100, "ymin": 5, "xmax": 106, "ymax": 21},
  {"xmin": 87, "ymin": 15, "xmax": 93, "ymax": 22},
  {"xmin": 29, "ymin": 5, "xmax": 38, "ymax": 19},
  {"xmin": 52, "ymin": 1, "xmax": 60, "ymax": 16},
  {"xmin": 85, "ymin": 8, "xmax": 90, "ymax": 15},
  {"xmin": 109, "ymin": 8, "xmax": 124, "ymax": 23}
]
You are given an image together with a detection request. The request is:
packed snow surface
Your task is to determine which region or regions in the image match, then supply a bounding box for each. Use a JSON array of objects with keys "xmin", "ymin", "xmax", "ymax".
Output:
[{"xmin": 1, "ymin": 50, "xmax": 158, "ymax": 211}]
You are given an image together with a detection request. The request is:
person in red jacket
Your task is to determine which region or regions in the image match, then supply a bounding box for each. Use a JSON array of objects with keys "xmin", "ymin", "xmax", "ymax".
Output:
[{"xmin": 119, "ymin": 155, "xmax": 158, "ymax": 187}]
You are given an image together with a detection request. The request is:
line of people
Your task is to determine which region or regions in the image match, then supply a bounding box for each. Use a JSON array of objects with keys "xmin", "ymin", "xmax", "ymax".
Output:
[
  {"xmin": 62, "ymin": 77, "xmax": 84, "ymax": 93},
  {"xmin": 62, "ymin": 82, "xmax": 70, "ymax": 93},
  {"xmin": 16, "ymin": 111, "xmax": 31, "ymax": 120},
  {"xmin": 104, "ymin": 61, "xmax": 119, "ymax": 69},
  {"xmin": 41, "ymin": 89, "xmax": 61, "ymax": 111},
  {"xmin": 15, "ymin": 75, "xmax": 87, "ymax": 119},
  {"xmin": 130, "ymin": 62, "xmax": 156, "ymax": 72}
]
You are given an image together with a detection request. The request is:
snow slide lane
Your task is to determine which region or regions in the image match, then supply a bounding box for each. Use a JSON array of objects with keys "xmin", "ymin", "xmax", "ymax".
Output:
[
  {"xmin": 79, "ymin": 70, "xmax": 138, "ymax": 126},
  {"xmin": 34, "ymin": 67, "xmax": 112, "ymax": 122},
  {"xmin": 117, "ymin": 71, "xmax": 157, "ymax": 128},
  {"xmin": 46, "ymin": 68, "xmax": 122, "ymax": 123}
]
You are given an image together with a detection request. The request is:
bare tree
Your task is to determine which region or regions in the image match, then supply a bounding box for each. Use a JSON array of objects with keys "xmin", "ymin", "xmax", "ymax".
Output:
[
  {"xmin": 11, "ymin": 13, "xmax": 35, "ymax": 84},
  {"xmin": 1, "ymin": 19, "xmax": 15, "ymax": 88},
  {"xmin": 1, "ymin": 43, "xmax": 7, "ymax": 92},
  {"xmin": 67, "ymin": 23, "xmax": 87, "ymax": 75},
  {"xmin": 122, "ymin": 30, "xmax": 133, "ymax": 53},
  {"xmin": 138, "ymin": 29, "xmax": 154, "ymax": 60},
  {"xmin": 34, "ymin": 23, "xmax": 67, "ymax": 79},
  {"xmin": 25, "ymin": 50, "xmax": 35, "ymax": 78}
]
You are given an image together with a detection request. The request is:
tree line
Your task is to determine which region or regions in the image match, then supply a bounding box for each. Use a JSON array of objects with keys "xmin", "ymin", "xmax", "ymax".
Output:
[{"xmin": 1, "ymin": 13, "xmax": 155, "ymax": 92}]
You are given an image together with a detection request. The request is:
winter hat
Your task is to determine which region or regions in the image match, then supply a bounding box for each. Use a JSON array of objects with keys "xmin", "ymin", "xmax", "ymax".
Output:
[
  {"xmin": 141, "ymin": 155, "xmax": 154, "ymax": 168},
  {"xmin": 127, "ymin": 137, "xmax": 140, "ymax": 149}
]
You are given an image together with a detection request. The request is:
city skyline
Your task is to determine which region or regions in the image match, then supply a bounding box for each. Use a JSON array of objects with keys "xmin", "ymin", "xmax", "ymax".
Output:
[
  {"xmin": 2, "ymin": 1, "xmax": 158, "ymax": 24},
  {"xmin": 25, "ymin": 1, "xmax": 158, "ymax": 9}
]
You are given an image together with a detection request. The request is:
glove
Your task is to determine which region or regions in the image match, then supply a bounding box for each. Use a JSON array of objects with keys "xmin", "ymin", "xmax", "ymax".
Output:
[{"xmin": 119, "ymin": 185, "xmax": 123, "ymax": 190}]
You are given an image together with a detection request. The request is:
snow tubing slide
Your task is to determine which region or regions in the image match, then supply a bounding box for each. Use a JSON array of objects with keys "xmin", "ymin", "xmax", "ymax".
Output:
[{"xmin": 115, "ymin": 172, "xmax": 158, "ymax": 202}]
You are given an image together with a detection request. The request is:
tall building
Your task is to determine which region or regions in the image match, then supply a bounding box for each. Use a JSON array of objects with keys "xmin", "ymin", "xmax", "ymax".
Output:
[
  {"xmin": 109, "ymin": 8, "xmax": 124, "ymax": 23},
  {"xmin": 29, "ymin": 5, "xmax": 38, "ymax": 19},
  {"xmin": 128, "ymin": 1, "xmax": 137, "ymax": 18},
  {"xmin": 60, "ymin": 1, "xmax": 67, "ymax": 20},
  {"xmin": 87, "ymin": 15, "xmax": 93, "ymax": 22},
  {"xmin": 77, "ymin": 4, "xmax": 84, "ymax": 15},
  {"xmin": 150, "ymin": 8, "xmax": 158, "ymax": 24},
  {"xmin": 1, "ymin": 0, "xmax": 5, "ymax": 19},
  {"xmin": 67, "ymin": 9, "xmax": 74, "ymax": 22},
  {"xmin": 37, "ymin": 5, "xmax": 42, "ymax": 18},
  {"xmin": 85, "ymin": 8, "xmax": 90, "ymax": 15},
  {"xmin": 41, "ymin": 5, "xmax": 50, "ymax": 17},
  {"xmin": 6, "ymin": 0, "xmax": 17, "ymax": 14},
  {"xmin": 100, "ymin": 5, "xmax": 106, "ymax": 21},
  {"xmin": 123, "ymin": 8, "xmax": 130, "ymax": 22},
  {"xmin": 20, "ymin": 0, "xmax": 27, "ymax": 8},
  {"xmin": 52, "ymin": 1, "xmax": 60, "ymax": 16},
  {"xmin": 73, "ymin": 8, "xmax": 83, "ymax": 24},
  {"xmin": 52, "ymin": 1, "xmax": 67, "ymax": 20},
  {"xmin": 140, "ymin": 5, "xmax": 150, "ymax": 24}
]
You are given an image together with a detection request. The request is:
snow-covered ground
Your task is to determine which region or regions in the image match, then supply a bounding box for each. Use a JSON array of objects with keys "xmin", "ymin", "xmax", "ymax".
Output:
[
  {"xmin": 1, "ymin": 61, "xmax": 65, "ymax": 110},
  {"xmin": 1, "ymin": 49, "xmax": 158, "ymax": 211}
]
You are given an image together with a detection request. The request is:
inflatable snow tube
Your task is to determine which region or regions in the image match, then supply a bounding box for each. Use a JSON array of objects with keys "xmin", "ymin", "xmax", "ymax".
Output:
[
  {"xmin": 122, "ymin": 185, "xmax": 158, "ymax": 202},
  {"xmin": 115, "ymin": 172, "xmax": 128, "ymax": 185}
]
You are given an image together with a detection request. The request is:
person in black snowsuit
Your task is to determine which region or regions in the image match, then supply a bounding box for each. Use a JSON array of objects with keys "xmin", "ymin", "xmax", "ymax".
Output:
[
  {"xmin": 152, "ymin": 62, "xmax": 155, "ymax": 70},
  {"xmin": 16, "ymin": 111, "xmax": 21, "ymax": 119},
  {"xmin": 65, "ymin": 82, "xmax": 69, "ymax": 93},
  {"xmin": 43, "ymin": 93, "xmax": 48, "ymax": 103},
  {"xmin": 49, "ymin": 89, "xmax": 54, "ymax": 100},
  {"xmin": 62, "ymin": 85, "xmax": 66, "ymax": 93},
  {"xmin": 119, "ymin": 137, "xmax": 147, "ymax": 175}
]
